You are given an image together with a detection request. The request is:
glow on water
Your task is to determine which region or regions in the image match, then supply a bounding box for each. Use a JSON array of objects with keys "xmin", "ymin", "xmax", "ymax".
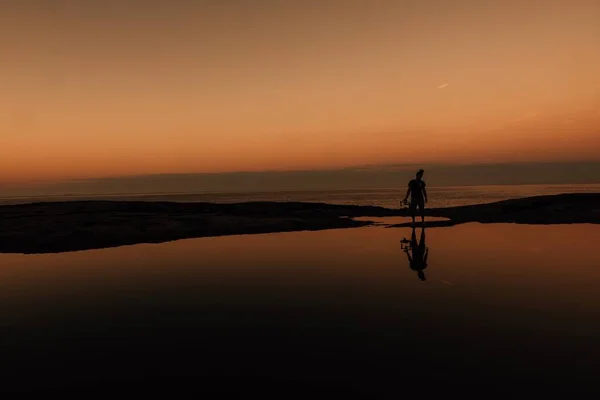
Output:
[{"xmin": 1, "ymin": 223, "xmax": 600, "ymax": 394}]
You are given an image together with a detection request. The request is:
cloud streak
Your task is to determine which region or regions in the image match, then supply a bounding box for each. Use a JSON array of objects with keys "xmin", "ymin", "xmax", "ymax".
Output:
[{"xmin": 438, "ymin": 83, "xmax": 449, "ymax": 89}]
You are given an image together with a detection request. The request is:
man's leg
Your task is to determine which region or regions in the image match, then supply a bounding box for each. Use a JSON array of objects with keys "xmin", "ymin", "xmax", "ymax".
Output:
[
  {"xmin": 419, "ymin": 199, "xmax": 425, "ymax": 224},
  {"xmin": 411, "ymin": 227, "xmax": 417, "ymax": 248},
  {"xmin": 409, "ymin": 201, "xmax": 416, "ymax": 225}
]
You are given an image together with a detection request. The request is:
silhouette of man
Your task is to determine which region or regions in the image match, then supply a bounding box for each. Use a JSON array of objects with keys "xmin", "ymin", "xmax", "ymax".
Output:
[
  {"xmin": 403, "ymin": 169, "xmax": 428, "ymax": 226},
  {"xmin": 404, "ymin": 227, "xmax": 428, "ymax": 281}
]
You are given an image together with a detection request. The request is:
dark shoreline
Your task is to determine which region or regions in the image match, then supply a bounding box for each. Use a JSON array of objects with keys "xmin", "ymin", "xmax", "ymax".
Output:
[{"xmin": 1, "ymin": 193, "xmax": 598, "ymax": 254}]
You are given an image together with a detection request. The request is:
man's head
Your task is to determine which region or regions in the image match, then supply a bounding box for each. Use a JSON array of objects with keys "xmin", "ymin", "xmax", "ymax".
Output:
[{"xmin": 416, "ymin": 169, "xmax": 424, "ymax": 180}]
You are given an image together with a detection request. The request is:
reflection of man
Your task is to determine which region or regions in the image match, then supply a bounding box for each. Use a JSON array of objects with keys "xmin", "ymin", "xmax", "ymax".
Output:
[{"xmin": 404, "ymin": 227, "xmax": 428, "ymax": 281}]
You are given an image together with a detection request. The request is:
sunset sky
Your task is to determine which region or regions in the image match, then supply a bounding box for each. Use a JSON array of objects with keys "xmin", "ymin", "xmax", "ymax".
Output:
[{"xmin": 1, "ymin": 0, "xmax": 599, "ymax": 185}]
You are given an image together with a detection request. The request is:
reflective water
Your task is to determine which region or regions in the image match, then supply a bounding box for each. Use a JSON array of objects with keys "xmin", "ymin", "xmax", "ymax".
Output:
[
  {"xmin": 2, "ymin": 183, "xmax": 600, "ymax": 208},
  {"xmin": 1, "ymin": 223, "xmax": 600, "ymax": 396}
]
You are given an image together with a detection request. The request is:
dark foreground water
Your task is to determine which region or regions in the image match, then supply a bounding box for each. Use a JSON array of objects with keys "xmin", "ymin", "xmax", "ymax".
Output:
[{"xmin": 1, "ymin": 223, "xmax": 600, "ymax": 397}]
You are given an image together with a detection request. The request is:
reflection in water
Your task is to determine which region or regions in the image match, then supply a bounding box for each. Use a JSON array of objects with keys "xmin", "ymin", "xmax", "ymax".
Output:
[
  {"xmin": 402, "ymin": 227, "xmax": 429, "ymax": 281},
  {"xmin": 2, "ymin": 224, "xmax": 600, "ymax": 395}
]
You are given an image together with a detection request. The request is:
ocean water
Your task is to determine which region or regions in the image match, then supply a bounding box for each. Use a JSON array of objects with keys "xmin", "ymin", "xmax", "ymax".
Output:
[
  {"xmin": 2, "ymin": 223, "xmax": 600, "ymax": 395},
  {"xmin": 1, "ymin": 183, "xmax": 600, "ymax": 208}
]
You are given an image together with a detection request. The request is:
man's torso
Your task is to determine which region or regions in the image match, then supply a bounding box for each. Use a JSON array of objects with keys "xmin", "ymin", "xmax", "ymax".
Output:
[{"xmin": 409, "ymin": 179, "xmax": 426, "ymax": 199}]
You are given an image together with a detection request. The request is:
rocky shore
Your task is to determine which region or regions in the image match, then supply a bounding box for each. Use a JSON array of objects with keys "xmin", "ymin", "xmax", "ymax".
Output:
[{"xmin": 1, "ymin": 193, "xmax": 598, "ymax": 253}]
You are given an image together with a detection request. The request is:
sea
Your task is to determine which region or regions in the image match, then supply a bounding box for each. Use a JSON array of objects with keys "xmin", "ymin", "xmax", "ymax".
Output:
[{"xmin": 1, "ymin": 183, "xmax": 600, "ymax": 208}]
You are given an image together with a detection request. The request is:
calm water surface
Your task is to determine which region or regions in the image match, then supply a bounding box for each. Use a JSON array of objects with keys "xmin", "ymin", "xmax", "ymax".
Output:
[
  {"xmin": 1, "ymin": 223, "xmax": 600, "ymax": 396},
  {"xmin": 2, "ymin": 183, "xmax": 600, "ymax": 208}
]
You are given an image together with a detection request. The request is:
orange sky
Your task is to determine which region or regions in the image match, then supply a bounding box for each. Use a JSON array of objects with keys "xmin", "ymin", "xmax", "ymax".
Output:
[{"xmin": 1, "ymin": 0, "xmax": 599, "ymax": 184}]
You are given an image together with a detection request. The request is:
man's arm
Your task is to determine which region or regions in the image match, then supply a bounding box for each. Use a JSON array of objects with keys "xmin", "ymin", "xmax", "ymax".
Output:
[
  {"xmin": 423, "ymin": 185, "xmax": 428, "ymax": 203},
  {"xmin": 403, "ymin": 182, "xmax": 411, "ymax": 201}
]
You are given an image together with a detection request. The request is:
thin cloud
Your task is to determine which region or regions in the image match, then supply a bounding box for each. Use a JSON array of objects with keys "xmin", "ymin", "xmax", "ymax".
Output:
[
  {"xmin": 513, "ymin": 111, "xmax": 539, "ymax": 122},
  {"xmin": 437, "ymin": 83, "xmax": 449, "ymax": 89}
]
